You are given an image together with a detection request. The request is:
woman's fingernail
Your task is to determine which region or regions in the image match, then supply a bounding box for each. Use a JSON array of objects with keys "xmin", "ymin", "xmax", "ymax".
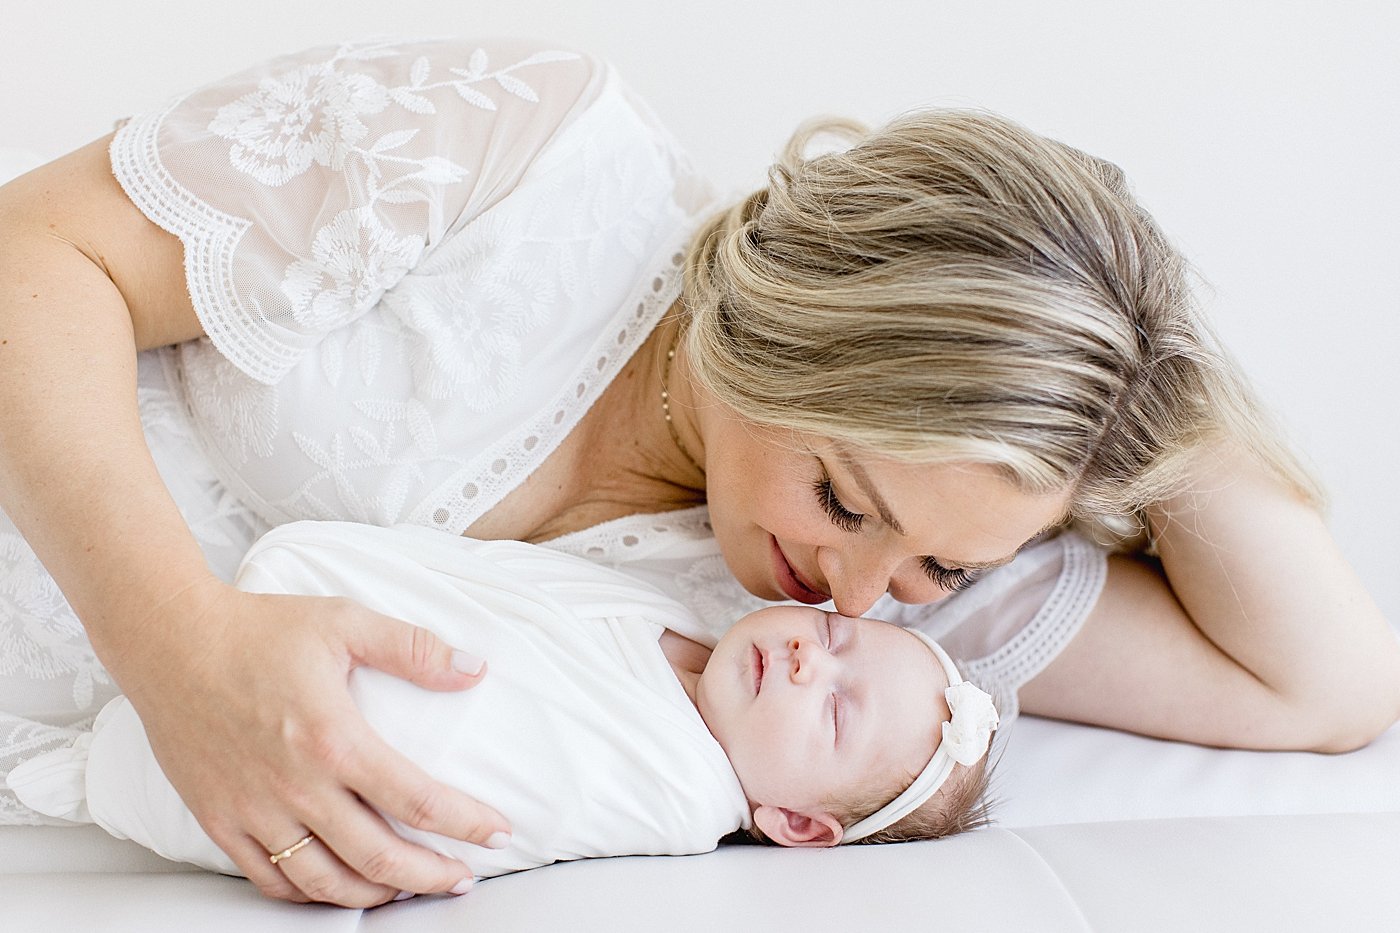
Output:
[
  {"xmin": 451, "ymin": 650, "xmax": 484, "ymax": 676},
  {"xmin": 393, "ymin": 890, "xmax": 415, "ymax": 902},
  {"xmin": 486, "ymin": 831, "xmax": 511, "ymax": 850},
  {"xmin": 450, "ymin": 876, "xmax": 474, "ymax": 895}
]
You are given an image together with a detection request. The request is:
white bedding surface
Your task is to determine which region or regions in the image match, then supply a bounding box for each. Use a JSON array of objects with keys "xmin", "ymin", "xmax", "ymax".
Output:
[
  {"xmin": 5, "ymin": 715, "xmax": 1397, "ymax": 931},
  {"xmin": 9, "ymin": 813, "xmax": 1399, "ymax": 932},
  {"xmin": 995, "ymin": 714, "xmax": 1400, "ymax": 825}
]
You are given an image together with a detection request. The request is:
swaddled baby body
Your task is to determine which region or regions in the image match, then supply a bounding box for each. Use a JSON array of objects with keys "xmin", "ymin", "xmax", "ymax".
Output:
[{"xmin": 8, "ymin": 521, "xmax": 998, "ymax": 881}]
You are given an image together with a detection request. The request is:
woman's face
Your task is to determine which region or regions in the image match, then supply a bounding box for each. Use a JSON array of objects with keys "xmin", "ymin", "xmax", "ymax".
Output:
[{"xmin": 699, "ymin": 408, "xmax": 1071, "ymax": 618}]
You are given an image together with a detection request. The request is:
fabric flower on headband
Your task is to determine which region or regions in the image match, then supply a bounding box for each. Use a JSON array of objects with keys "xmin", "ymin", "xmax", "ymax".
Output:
[{"xmin": 940, "ymin": 681, "xmax": 1000, "ymax": 766}]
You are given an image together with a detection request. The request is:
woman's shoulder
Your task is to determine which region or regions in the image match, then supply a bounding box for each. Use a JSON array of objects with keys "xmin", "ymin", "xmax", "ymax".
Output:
[
  {"xmin": 148, "ymin": 35, "xmax": 611, "ymax": 198},
  {"xmin": 109, "ymin": 36, "xmax": 651, "ymax": 385}
]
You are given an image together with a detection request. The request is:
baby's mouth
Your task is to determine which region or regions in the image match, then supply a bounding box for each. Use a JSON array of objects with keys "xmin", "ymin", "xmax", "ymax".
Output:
[{"xmin": 752, "ymin": 645, "xmax": 765, "ymax": 696}]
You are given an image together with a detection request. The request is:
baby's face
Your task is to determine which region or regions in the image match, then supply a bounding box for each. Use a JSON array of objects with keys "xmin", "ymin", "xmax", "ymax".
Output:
[{"xmin": 696, "ymin": 605, "xmax": 947, "ymax": 814}]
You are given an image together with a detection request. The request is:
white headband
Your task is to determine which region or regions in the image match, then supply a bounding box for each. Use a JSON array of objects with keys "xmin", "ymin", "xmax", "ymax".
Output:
[{"xmin": 841, "ymin": 629, "xmax": 999, "ymax": 843}]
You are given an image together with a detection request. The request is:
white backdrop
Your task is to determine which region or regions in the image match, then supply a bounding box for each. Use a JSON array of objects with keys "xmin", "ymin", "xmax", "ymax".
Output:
[{"xmin": 3, "ymin": 1, "xmax": 1396, "ymax": 623}]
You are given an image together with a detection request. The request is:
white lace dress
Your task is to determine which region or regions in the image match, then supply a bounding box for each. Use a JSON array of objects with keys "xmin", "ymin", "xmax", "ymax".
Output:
[{"xmin": 0, "ymin": 36, "xmax": 1105, "ymax": 824}]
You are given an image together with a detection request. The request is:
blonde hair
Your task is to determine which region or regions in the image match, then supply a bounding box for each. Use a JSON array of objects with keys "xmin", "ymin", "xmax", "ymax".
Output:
[{"xmin": 683, "ymin": 109, "xmax": 1319, "ymax": 544}]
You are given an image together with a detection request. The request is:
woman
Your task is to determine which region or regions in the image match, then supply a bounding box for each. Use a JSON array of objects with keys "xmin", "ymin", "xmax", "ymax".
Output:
[{"xmin": 0, "ymin": 36, "xmax": 1395, "ymax": 907}]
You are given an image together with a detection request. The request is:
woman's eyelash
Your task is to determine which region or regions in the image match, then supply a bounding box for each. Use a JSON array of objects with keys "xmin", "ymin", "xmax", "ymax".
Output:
[
  {"xmin": 813, "ymin": 477, "xmax": 864, "ymax": 532},
  {"xmin": 920, "ymin": 556, "xmax": 981, "ymax": 592},
  {"xmin": 815, "ymin": 475, "xmax": 981, "ymax": 591}
]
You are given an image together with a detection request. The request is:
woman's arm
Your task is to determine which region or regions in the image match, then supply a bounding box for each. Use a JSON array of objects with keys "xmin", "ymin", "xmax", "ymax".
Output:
[
  {"xmin": 0, "ymin": 139, "xmax": 506, "ymax": 905},
  {"xmin": 1020, "ymin": 442, "xmax": 1400, "ymax": 752}
]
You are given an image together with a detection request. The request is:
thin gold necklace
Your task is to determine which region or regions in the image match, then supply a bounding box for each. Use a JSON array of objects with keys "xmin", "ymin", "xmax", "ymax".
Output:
[{"xmin": 661, "ymin": 333, "xmax": 706, "ymax": 476}]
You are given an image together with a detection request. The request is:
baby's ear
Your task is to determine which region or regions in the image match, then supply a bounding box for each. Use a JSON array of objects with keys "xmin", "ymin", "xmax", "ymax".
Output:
[{"xmin": 753, "ymin": 805, "xmax": 844, "ymax": 848}]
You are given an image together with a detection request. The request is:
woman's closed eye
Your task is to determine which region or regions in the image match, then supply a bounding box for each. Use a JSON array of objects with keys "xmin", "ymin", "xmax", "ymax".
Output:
[
  {"xmin": 814, "ymin": 477, "xmax": 982, "ymax": 592},
  {"xmin": 920, "ymin": 557, "xmax": 981, "ymax": 592},
  {"xmin": 813, "ymin": 476, "xmax": 863, "ymax": 532}
]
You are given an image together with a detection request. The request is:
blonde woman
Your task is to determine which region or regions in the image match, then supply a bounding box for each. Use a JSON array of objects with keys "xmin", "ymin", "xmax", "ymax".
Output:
[{"xmin": 0, "ymin": 37, "xmax": 1395, "ymax": 908}]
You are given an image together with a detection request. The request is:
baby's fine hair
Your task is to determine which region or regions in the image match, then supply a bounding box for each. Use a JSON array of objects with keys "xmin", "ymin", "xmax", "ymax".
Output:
[
  {"xmin": 834, "ymin": 734, "xmax": 997, "ymax": 845},
  {"xmin": 683, "ymin": 109, "xmax": 1319, "ymax": 547},
  {"xmin": 744, "ymin": 726, "xmax": 996, "ymax": 847}
]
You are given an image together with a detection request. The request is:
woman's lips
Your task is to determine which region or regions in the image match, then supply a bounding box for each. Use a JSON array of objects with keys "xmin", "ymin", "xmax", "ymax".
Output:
[{"xmin": 770, "ymin": 537, "xmax": 828, "ymax": 604}]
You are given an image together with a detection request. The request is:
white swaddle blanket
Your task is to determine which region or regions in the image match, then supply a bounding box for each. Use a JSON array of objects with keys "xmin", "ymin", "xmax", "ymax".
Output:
[{"xmin": 8, "ymin": 521, "xmax": 750, "ymax": 878}]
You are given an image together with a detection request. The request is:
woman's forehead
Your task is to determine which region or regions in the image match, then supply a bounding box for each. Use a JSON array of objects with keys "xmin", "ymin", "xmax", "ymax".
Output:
[{"xmin": 835, "ymin": 453, "xmax": 1070, "ymax": 563}]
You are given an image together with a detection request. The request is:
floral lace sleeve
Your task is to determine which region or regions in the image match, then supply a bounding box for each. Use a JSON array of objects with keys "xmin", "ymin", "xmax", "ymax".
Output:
[{"xmin": 110, "ymin": 37, "xmax": 595, "ymax": 384}]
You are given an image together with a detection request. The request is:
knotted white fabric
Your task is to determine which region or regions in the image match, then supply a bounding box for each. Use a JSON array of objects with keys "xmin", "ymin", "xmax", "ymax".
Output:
[
  {"xmin": 7, "ymin": 522, "xmax": 749, "ymax": 878},
  {"xmin": 841, "ymin": 631, "xmax": 999, "ymax": 842}
]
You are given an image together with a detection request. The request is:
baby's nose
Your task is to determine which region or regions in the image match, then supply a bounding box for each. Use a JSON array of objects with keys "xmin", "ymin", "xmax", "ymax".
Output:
[{"xmin": 787, "ymin": 636, "xmax": 829, "ymax": 684}]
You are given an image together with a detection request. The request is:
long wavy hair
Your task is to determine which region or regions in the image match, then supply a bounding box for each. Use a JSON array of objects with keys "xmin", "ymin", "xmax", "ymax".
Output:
[{"xmin": 682, "ymin": 110, "xmax": 1318, "ymax": 546}]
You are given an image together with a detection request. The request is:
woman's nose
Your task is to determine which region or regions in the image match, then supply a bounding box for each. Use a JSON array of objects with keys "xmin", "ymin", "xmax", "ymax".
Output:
[
  {"xmin": 817, "ymin": 546, "xmax": 896, "ymax": 617},
  {"xmin": 818, "ymin": 545, "xmax": 946, "ymax": 616}
]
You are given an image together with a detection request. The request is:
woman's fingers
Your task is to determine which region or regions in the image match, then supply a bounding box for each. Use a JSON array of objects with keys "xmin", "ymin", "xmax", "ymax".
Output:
[
  {"xmin": 333, "ymin": 605, "xmax": 513, "ymax": 844},
  {"xmin": 123, "ymin": 588, "xmax": 510, "ymax": 905},
  {"xmin": 278, "ymin": 785, "xmax": 481, "ymax": 903},
  {"xmin": 204, "ymin": 824, "xmax": 312, "ymax": 904},
  {"xmin": 344, "ymin": 604, "xmax": 488, "ymax": 692},
  {"xmin": 238, "ymin": 691, "xmax": 494, "ymax": 901},
  {"xmin": 257, "ymin": 821, "xmax": 403, "ymax": 908},
  {"xmin": 252, "ymin": 619, "xmax": 506, "ymax": 898},
  {"xmin": 201, "ymin": 749, "xmax": 476, "ymax": 905},
  {"xmin": 227, "ymin": 822, "xmax": 401, "ymax": 908},
  {"xmin": 344, "ymin": 727, "xmax": 511, "ymax": 852}
]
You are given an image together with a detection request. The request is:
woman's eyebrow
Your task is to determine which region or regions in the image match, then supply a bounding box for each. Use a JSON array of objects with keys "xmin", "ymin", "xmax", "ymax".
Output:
[
  {"xmin": 834, "ymin": 449, "xmax": 1058, "ymax": 571},
  {"xmin": 837, "ymin": 455, "xmax": 907, "ymax": 536}
]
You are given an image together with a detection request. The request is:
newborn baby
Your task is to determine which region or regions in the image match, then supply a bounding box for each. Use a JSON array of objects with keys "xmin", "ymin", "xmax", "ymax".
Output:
[{"xmin": 9, "ymin": 521, "xmax": 998, "ymax": 880}]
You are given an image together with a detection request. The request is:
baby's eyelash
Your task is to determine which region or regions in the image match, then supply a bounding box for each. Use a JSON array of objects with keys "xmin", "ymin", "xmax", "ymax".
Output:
[
  {"xmin": 920, "ymin": 556, "xmax": 981, "ymax": 592},
  {"xmin": 812, "ymin": 477, "xmax": 864, "ymax": 533},
  {"xmin": 831, "ymin": 694, "xmax": 840, "ymax": 739}
]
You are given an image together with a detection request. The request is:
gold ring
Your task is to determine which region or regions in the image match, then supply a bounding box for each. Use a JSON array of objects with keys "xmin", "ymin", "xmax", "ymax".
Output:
[{"xmin": 268, "ymin": 833, "xmax": 317, "ymax": 865}]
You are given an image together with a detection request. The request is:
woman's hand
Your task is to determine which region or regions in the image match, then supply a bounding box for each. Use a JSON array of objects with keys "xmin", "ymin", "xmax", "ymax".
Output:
[
  {"xmin": 118, "ymin": 578, "xmax": 510, "ymax": 907},
  {"xmin": 2, "ymin": 142, "xmax": 506, "ymax": 905}
]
